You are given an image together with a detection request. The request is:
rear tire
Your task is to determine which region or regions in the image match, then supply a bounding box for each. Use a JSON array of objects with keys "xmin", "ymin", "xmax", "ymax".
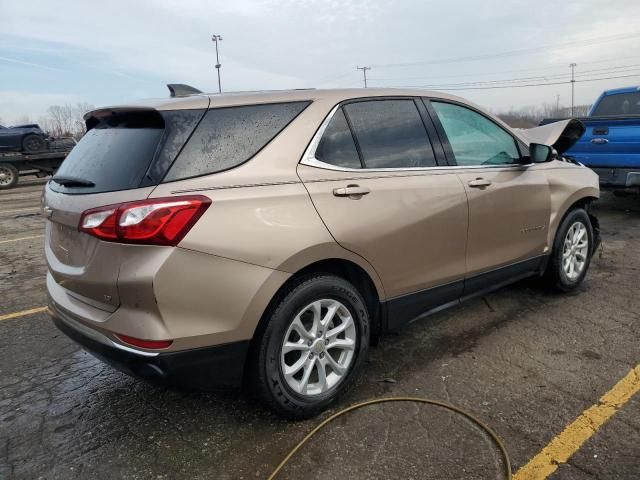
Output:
[
  {"xmin": 22, "ymin": 134, "xmax": 45, "ymax": 153},
  {"xmin": 544, "ymin": 208, "xmax": 594, "ymax": 292},
  {"xmin": 250, "ymin": 274, "xmax": 370, "ymax": 419},
  {"xmin": 0, "ymin": 163, "xmax": 19, "ymax": 190}
]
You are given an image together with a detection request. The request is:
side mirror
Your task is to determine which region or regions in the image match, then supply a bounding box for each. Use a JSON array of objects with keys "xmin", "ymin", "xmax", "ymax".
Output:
[{"xmin": 529, "ymin": 143, "xmax": 553, "ymax": 163}]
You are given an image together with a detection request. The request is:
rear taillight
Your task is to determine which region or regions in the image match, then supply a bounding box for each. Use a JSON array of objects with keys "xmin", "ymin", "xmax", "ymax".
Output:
[{"xmin": 79, "ymin": 195, "xmax": 211, "ymax": 246}]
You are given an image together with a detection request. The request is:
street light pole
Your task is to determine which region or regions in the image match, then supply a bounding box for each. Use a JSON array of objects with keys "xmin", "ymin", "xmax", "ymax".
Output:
[
  {"xmin": 212, "ymin": 34, "xmax": 223, "ymax": 94},
  {"xmin": 569, "ymin": 63, "xmax": 577, "ymax": 116}
]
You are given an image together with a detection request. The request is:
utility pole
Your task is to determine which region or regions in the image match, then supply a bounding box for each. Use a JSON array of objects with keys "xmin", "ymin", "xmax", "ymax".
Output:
[
  {"xmin": 556, "ymin": 94, "xmax": 560, "ymax": 114},
  {"xmin": 356, "ymin": 66, "xmax": 371, "ymax": 88},
  {"xmin": 212, "ymin": 34, "xmax": 223, "ymax": 93},
  {"xmin": 569, "ymin": 63, "xmax": 577, "ymax": 116}
]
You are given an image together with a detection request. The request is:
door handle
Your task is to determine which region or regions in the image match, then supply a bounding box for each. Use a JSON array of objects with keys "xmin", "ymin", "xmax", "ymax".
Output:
[
  {"xmin": 591, "ymin": 138, "xmax": 609, "ymax": 144},
  {"xmin": 468, "ymin": 178, "xmax": 492, "ymax": 188},
  {"xmin": 333, "ymin": 184, "xmax": 370, "ymax": 198}
]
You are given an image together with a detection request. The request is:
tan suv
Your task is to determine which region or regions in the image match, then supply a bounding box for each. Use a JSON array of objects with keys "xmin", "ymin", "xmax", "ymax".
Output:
[{"xmin": 45, "ymin": 87, "xmax": 600, "ymax": 418}]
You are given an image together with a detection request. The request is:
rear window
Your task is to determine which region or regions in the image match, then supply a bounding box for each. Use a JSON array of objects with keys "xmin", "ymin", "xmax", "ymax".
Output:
[
  {"xmin": 164, "ymin": 101, "xmax": 310, "ymax": 181},
  {"xmin": 50, "ymin": 109, "xmax": 204, "ymax": 195},
  {"xmin": 591, "ymin": 91, "xmax": 640, "ymax": 116}
]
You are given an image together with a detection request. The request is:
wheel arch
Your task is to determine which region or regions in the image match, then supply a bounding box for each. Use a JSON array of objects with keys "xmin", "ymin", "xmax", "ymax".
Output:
[
  {"xmin": 547, "ymin": 189, "xmax": 599, "ymax": 249},
  {"xmin": 246, "ymin": 256, "xmax": 385, "ymax": 376}
]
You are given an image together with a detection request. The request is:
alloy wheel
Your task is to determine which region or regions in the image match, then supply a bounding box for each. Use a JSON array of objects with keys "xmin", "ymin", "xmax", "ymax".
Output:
[
  {"xmin": 562, "ymin": 221, "xmax": 589, "ymax": 281},
  {"xmin": 280, "ymin": 298, "xmax": 356, "ymax": 397}
]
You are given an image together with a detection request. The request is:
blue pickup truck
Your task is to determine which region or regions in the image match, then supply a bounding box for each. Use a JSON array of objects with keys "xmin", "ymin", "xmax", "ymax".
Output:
[{"xmin": 541, "ymin": 86, "xmax": 640, "ymax": 192}]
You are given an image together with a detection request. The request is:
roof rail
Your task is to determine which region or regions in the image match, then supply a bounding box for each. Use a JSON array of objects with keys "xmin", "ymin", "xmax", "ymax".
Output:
[{"xmin": 167, "ymin": 84, "xmax": 203, "ymax": 98}]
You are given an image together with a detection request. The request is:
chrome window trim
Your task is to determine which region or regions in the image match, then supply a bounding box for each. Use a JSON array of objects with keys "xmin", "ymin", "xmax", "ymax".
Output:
[{"xmin": 300, "ymin": 101, "xmax": 533, "ymax": 172}]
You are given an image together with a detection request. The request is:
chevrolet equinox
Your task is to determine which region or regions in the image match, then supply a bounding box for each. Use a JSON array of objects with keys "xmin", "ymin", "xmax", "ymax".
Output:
[{"xmin": 45, "ymin": 87, "xmax": 600, "ymax": 418}]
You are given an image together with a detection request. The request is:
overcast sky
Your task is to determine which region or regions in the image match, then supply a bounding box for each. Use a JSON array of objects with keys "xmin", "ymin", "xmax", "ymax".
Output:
[{"xmin": 2, "ymin": 0, "xmax": 640, "ymax": 123}]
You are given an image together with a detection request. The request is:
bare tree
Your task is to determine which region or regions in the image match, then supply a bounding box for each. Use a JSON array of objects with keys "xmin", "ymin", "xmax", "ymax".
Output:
[
  {"xmin": 40, "ymin": 103, "xmax": 94, "ymax": 139},
  {"xmin": 496, "ymin": 103, "xmax": 593, "ymax": 128},
  {"xmin": 72, "ymin": 102, "xmax": 94, "ymax": 138},
  {"xmin": 46, "ymin": 105, "xmax": 74, "ymax": 137}
]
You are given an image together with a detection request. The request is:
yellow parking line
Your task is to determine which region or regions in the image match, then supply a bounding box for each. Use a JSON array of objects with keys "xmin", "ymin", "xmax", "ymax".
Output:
[
  {"xmin": 514, "ymin": 363, "xmax": 640, "ymax": 479},
  {"xmin": 0, "ymin": 306, "xmax": 48, "ymax": 322},
  {"xmin": 0, "ymin": 234, "xmax": 44, "ymax": 244}
]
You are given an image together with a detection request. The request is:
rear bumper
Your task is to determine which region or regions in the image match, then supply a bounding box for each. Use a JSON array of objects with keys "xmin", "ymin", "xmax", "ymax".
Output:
[
  {"xmin": 50, "ymin": 303, "xmax": 249, "ymax": 389},
  {"xmin": 591, "ymin": 167, "xmax": 640, "ymax": 188}
]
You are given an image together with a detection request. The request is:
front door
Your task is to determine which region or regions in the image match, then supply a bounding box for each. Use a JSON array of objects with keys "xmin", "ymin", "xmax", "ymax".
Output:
[{"xmin": 428, "ymin": 100, "xmax": 550, "ymax": 290}]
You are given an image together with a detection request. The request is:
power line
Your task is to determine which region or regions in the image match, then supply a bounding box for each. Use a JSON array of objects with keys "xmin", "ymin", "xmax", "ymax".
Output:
[
  {"xmin": 413, "ymin": 73, "xmax": 640, "ymax": 91},
  {"xmin": 368, "ymin": 63, "xmax": 640, "ymax": 86},
  {"xmin": 377, "ymin": 65, "xmax": 640, "ymax": 90},
  {"xmin": 370, "ymin": 32, "xmax": 640, "ymax": 69},
  {"xmin": 315, "ymin": 54, "xmax": 640, "ymax": 89},
  {"xmin": 316, "ymin": 71, "xmax": 357, "ymax": 85},
  {"xmin": 363, "ymin": 54, "xmax": 640, "ymax": 83}
]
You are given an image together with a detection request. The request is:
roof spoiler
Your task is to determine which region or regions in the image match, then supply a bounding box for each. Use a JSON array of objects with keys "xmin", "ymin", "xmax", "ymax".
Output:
[{"xmin": 167, "ymin": 84, "xmax": 203, "ymax": 98}]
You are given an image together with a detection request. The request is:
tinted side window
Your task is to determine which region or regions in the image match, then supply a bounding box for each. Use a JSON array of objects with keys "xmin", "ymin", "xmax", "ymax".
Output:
[
  {"xmin": 343, "ymin": 100, "xmax": 436, "ymax": 168},
  {"xmin": 591, "ymin": 92, "xmax": 640, "ymax": 116},
  {"xmin": 315, "ymin": 108, "xmax": 361, "ymax": 168},
  {"xmin": 141, "ymin": 109, "xmax": 206, "ymax": 186},
  {"xmin": 165, "ymin": 101, "xmax": 309, "ymax": 181},
  {"xmin": 432, "ymin": 102, "xmax": 520, "ymax": 166}
]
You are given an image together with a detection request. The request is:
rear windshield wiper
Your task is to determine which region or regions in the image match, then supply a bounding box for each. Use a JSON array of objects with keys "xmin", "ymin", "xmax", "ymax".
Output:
[{"xmin": 52, "ymin": 175, "xmax": 95, "ymax": 188}]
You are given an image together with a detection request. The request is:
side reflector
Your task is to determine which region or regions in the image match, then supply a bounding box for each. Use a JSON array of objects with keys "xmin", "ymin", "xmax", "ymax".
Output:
[{"xmin": 116, "ymin": 334, "xmax": 173, "ymax": 350}]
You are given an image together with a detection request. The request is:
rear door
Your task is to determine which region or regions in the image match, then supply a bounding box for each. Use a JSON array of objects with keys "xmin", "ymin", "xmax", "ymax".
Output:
[
  {"xmin": 298, "ymin": 98, "xmax": 469, "ymax": 327},
  {"xmin": 426, "ymin": 99, "xmax": 550, "ymax": 289}
]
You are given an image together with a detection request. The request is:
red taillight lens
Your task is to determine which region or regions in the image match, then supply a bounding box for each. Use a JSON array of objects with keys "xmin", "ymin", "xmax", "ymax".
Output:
[
  {"xmin": 79, "ymin": 195, "xmax": 211, "ymax": 246},
  {"xmin": 116, "ymin": 334, "xmax": 173, "ymax": 350}
]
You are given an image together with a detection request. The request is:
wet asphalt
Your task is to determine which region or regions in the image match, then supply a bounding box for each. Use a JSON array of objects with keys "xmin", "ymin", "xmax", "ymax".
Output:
[{"xmin": 0, "ymin": 179, "xmax": 638, "ymax": 479}]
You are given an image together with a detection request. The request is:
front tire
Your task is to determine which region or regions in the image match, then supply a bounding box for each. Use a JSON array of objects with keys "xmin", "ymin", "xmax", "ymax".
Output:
[
  {"xmin": 544, "ymin": 208, "xmax": 594, "ymax": 292},
  {"xmin": 250, "ymin": 274, "xmax": 370, "ymax": 419}
]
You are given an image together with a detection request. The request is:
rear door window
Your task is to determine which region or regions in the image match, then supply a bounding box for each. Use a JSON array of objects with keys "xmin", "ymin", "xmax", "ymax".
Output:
[
  {"xmin": 343, "ymin": 99, "xmax": 436, "ymax": 169},
  {"xmin": 164, "ymin": 101, "xmax": 310, "ymax": 181},
  {"xmin": 315, "ymin": 108, "xmax": 362, "ymax": 169}
]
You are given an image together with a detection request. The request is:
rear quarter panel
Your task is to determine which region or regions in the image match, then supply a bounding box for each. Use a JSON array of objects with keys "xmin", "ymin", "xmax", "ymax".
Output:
[{"xmin": 167, "ymin": 182, "xmax": 385, "ymax": 299}]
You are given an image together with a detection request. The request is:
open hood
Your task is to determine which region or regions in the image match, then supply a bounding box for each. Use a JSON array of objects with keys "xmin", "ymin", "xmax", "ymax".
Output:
[{"xmin": 521, "ymin": 119, "xmax": 585, "ymax": 154}]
